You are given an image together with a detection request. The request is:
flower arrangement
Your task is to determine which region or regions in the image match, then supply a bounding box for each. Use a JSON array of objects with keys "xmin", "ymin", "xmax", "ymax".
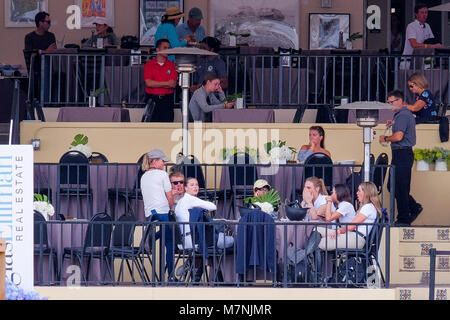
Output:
[
  {"xmin": 6, "ymin": 279, "xmax": 46, "ymax": 300},
  {"xmin": 33, "ymin": 193, "xmax": 55, "ymax": 220},
  {"xmin": 264, "ymin": 140, "xmax": 296, "ymax": 162},
  {"xmin": 220, "ymin": 146, "xmax": 260, "ymax": 162},
  {"xmin": 69, "ymin": 134, "xmax": 92, "ymax": 158},
  {"xmin": 244, "ymin": 189, "xmax": 281, "ymax": 214}
]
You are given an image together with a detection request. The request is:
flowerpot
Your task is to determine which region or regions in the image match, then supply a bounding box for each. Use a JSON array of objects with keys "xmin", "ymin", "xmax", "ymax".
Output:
[
  {"xmin": 416, "ymin": 160, "xmax": 430, "ymax": 171},
  {"xmin": 272, "ymin": 158, "xmax": 286, "ymax": 165},
  {"xmin": 345, "ymin": 40, "xmax": 353, "ymax": 50},
  {"xmin": 435, "ymin": 160, "xmax": 448, "ymax": 171}
]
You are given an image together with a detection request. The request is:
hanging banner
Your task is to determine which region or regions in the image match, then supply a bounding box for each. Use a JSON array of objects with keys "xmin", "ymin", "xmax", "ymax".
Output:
[{"xmin": 0, "ymin": 145, "xmax": 33, "ymax": 291}]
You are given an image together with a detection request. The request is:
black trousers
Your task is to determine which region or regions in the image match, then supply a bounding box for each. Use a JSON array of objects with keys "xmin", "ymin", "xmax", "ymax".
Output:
[
  {"xmin": 146, "ymin": 93, "xmax": 174, "ymax": 122},
  {"xmin": 388, "ymin": 148, "xmax": 421, "ymax": 223}
]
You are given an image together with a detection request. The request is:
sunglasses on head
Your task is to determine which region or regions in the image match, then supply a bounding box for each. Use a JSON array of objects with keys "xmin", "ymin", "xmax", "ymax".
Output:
[{"xmin": 171, "ymin": 180, "xmax": 184, "ymax": 185}]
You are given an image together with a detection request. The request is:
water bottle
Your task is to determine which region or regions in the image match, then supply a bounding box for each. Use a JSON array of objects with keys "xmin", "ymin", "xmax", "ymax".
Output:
[{"xmin": 88, "ymin": 90, "xmax": 96, "ymax": 108}]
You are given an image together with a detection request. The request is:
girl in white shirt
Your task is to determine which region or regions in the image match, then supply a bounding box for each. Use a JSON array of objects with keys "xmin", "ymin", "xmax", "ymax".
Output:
[
  {"xmin": 317, "ymin": 184, "xmax": 356, "ymax": 250},
  {"xmin": 175, "ymin": 177, "xmax": 217, "ymax": 249},
  {"xmin": 319, "ymin": 181, "xmax": 382, "ymax": 250},
  {"xmin": 301, "ymin": 177, "xmax": 335, "ymax": 221}
]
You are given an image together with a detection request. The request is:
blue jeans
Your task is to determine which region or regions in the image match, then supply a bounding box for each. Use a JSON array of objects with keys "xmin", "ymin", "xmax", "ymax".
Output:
[{"xmin": 146, "ymin": 213, "xmax": 175, "ymax": 278}]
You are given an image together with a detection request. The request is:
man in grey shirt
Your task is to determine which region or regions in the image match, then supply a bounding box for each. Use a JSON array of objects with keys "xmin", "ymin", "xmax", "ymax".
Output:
[
  {"xmin": 379, "ymin": 90, "xmax": 422, "ymax": 226},
  {"xmin": 188, "ymin": 72, "xmax": 234, "ymax": 122}
]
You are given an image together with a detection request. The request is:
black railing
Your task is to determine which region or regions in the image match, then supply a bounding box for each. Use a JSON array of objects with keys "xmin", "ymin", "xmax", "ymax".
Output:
[
  {"xmin": 34, "ymin": 51, "xmax": 450, "ymax": 112},
  {"xmin": 428, "ymin": 248, "xmax": 450, "ymax": 300},
  {"xmin": 33, "ymin": 161, "xmax": 393, "ymax": 287}
]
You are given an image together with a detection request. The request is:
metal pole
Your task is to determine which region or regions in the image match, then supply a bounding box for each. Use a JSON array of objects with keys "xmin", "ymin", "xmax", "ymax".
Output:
[
  {"xmin": 429, "ymin": 248, "xmax": 436, "ymax": 300},
  {"xmin": 180, "ymin": 72, "xmax": 190, "ymax": 156},
  {"xmin": 363, "ymin": 127, "xmax": 372, "ymax": 182}
]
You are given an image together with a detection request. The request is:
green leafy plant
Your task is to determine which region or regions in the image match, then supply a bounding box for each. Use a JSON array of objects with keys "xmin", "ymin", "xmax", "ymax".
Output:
[
  {"xmin": 226, "ymin": 92, "xmax": 243, "ymax": 102},
  {"xmin": 92, "ymin": 87, "xmax": 109, "ymax": 97},
  {"xmin": 433, "ymin": 147, "xmax": 450, "ymax": 167},
  {"xmin": 348, "ymin": 32, "xmax": 363, "ymax": 42},
  {"xmin": 221, "ymin": 146, "xmax": 259, "ymax": 161},
  {"xmin": 244, "ymin": 189, "xmax": 281, "ymax": 208},
  {"xmin": 71, "ymin": 134, "xmax": 88, "ymax": 147},
  {"xmin": 34, "ymin": 193, "xmax": 49, "ymax": 203},
  {"xmin": 413, "ymin": 148, "xmax": 434, "ymax": 164}
]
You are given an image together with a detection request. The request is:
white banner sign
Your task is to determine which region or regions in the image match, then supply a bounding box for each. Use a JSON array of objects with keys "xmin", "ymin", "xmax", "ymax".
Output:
[{"xmin": 0, "ymin": 145, "xmax": 33, "ymax": 291}]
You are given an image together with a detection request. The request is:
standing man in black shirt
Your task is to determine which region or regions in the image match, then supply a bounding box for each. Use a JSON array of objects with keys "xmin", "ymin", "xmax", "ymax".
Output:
[
  {"xmin": 25, "ymin": 11, "xmax": 56, "ymax": 54},
  {"xmin": 379, "ymin": 90, "xmax": 423, "ymax": 226}
]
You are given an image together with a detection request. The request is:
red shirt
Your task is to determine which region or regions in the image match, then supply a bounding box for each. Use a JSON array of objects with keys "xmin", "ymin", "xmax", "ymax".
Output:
[{"xmin": 144, "ymin": 58, "xmax": 178, "ymax": 95}]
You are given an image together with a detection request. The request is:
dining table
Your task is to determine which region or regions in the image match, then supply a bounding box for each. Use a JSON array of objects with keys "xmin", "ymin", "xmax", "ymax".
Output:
[
  {"xmin": 56, "ymin": 106, "xmax": 130, "ymax": 122},
  {"xmin": 212, "ymin": 109, "xmax": 275, "ymax": 123}
]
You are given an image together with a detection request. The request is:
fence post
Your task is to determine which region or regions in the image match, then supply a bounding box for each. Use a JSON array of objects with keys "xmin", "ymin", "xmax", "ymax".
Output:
[
  {"xmin": 0, "ymin": 239, "xmax": 6, "ymax": 300},
  {"xmin": 429, "ymin": 248, "xmax": 436, "ymax": 300}
]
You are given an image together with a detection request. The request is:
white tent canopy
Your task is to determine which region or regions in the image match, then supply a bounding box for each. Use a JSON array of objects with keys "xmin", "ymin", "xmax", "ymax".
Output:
[{"xmin": 429, "ymin": 3, "xmax": 450, "ymax": 12}]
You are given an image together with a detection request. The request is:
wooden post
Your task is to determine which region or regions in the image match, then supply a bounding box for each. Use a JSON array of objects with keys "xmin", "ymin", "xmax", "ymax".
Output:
[{"xmin": 0, "ymin": 239, "xmax": 6, "ymax": 300}]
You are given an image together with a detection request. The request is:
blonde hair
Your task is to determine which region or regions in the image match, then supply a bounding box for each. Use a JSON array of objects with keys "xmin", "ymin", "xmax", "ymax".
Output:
[
  {"xmin": 141, "ymin": 154, "xmax": 159, "ymax": 171},
  {"xmin": 408, "ymin": 72, "xmax": 429, "ymax": 90},
  {"xmin": 358, "ymin": 181, "xmax": 382, "ymax": 217},
  {"xmin": 305, "ymin": 176, "xmax": 328, "ymax": 195}
]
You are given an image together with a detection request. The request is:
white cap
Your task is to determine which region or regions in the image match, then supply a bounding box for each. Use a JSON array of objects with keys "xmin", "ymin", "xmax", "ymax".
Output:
[{"xmin": 92, "ymin": 17, "xmax": 108, "ymax": 25}]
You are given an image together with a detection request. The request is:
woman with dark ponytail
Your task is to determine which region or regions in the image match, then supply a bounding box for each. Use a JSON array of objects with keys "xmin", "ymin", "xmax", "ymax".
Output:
[{"xmin": 297, "ymin": 125, "xmax": 331, "ymax": 162}]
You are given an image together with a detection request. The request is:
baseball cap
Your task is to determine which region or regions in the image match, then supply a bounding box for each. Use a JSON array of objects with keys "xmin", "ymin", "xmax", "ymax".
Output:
[
  {"xmin": 92, "ymin": 17, "xmax": 108, "ymax": 25},
  {"xmin": 189, "ymin": 7, "xmax": 203, "ymax": 19},
  {"xmin": 147, "ymin": 149, "xmax": 170, "ymax": 162},
  {"xmin": 253, "ymin": 179, "xmax": 271, "ymax": 190}
]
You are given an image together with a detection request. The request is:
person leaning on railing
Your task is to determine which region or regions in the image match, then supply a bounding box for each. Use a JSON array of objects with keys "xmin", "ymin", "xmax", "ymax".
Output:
[
  {"xmin": 318, "ymin": 182, "xmax": 381, "ymax": 250},
  {"xmin": 297, "ymin": 126, "xmax": 331, "ymax": 163},
  {"xmin": 301, "ymin": 177, "xmax": 335, "ymax": 221},
  {"xmin": 315, "ymin": 184, "xmax": 356, "ymax": 251},
  {"xmin": 406, "ymin": 72, "xmax": 438, "ymax": 123}
]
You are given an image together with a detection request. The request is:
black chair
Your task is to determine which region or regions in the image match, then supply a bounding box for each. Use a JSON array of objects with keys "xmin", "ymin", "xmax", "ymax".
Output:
[
  {"xmin": 371, "ymin": 153, "xmax": 389, "ymax": 195},
  {"xmin": 227, "ymin": 152, "xmax": 258, "ymax": 218},
  {"xmin": 108, "ymin": 155, "xmax": 145, "ymax": 218},
  {"xmin": 56, "ymin": 150, "xmax": 92, "ymax": 219},
  {"xmin": 62, "ymin": 213, "xmax": 113, "ymax": 284},
  {"xmin": 346, "ymin": 154, "xmax": 375, "ymax": 206},
  {"xmin": 109, "ymin": 214, "xmax": 156, "ymax": 284},
  {"xmin": 334, "ymin": 208, "xmax": 388, "ymax": 287},
  {"xmin": 89, "ymin": 152, "xmax": 109, "ymax": 163},
  {"xmin": 303, "ymin": 152, "xmax": 333, "ymax": 192},
  {"xmin": 34, "ymin": 211, "xmax": 59, "ymax": 284}
]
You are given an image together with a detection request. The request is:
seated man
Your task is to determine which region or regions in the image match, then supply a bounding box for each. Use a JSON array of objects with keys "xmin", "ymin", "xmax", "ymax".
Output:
[
  {"xmin": 25, "ymin": 11, "xmax": 56, "ymax": 55},
  {"xmin": 82, "ymin": 17, "xmax": 119, "ymax": 48},
  {"xmin": 253, "ymin": 179, "xmax": 271, "ymax": 197},
  {"xmin": 169, "ymin": 170, "xmax": 185, "ymax": 207}
]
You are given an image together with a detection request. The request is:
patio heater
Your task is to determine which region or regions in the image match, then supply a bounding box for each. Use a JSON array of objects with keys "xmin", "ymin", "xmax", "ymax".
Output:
[
  {"xmin": 334, "ymin": 101, "xmax": 393, "ymax": 182},
  {"xmin": 158, "ymin": 47, "xmax": 217, "ymax": 156}
]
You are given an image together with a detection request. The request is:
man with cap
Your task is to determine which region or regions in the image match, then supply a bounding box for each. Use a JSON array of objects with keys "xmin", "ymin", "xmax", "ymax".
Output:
[
  {"xmin": 82, "ymin": 17, "xmax": 119, "ymax": 47},
  {"xmin": 176, "ymin": 7, "xmax": 206, "ymax": 43},
  {"xmin": 144, "ymin": 38, "xmax": 178, "ymax": 122},
  {"xmin": 140, "ymin": 149, "xmax": 177, "ymax": 281},
  {"xmin": 253, "ymin": 179, "xmax": 271, "ymax": 197}
]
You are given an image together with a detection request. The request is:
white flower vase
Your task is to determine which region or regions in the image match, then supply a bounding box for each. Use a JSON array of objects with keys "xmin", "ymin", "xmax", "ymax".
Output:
[
  {"xmin": 416, "ymin": 160, "xmax": 430, "ymax": 171},
  {"xmin": 272, "ymin": 158, "xmax": 286, "ymax": 165},
  {"xmin": 435, "ymin": 160, "xmax": 448, "ymax": 171}
]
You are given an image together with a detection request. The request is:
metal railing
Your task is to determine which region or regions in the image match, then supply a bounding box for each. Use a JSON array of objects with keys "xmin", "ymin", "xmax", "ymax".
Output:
[
  {"xmin": 33, "ymin": 161, "xmax": 394, "ymax": 287},
  {"xmin": 428, "ymin": 248, "xmax": 450, "ymax": 300},
  {"xmin": 34, "ymin": 218, "xmax": 388, "ymax": 288},
  {"xmin": 34, "ymin": 51, "xmax": 450, "ymax": 111}
]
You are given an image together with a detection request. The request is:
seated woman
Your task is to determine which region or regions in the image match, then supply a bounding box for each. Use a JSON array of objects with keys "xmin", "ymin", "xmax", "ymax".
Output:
[
  {"xmin": 406, "ymin": 72, "xmax": 438, "ymax": 122},
  {"xmin": 190, "ymin": 37, "xmax": 228, "ymax": 92},
  {"xmin": 82, "ymin": 18, "xmax": 119, "ymax": 47},
  {"xmin": 301, "ymin": 177, "xmax": 335, "ymax": 221},
  {"xmin": 317, "ymin": 181, "xmax": 381, "ymax": 251},
  {"xmin": 175, "ymin": 177, "xmax": 218, "ymax": 282},
  {"xmin": 297, "ymin": 126, "xmax": 332, "ymax": 163},
  {"xmin": 315, "ymin": 184, "xmax": 356, "ymax": 248},
  {"xmin": 188, "ymin": 72, "xmax": 235, "ymax": 122}
]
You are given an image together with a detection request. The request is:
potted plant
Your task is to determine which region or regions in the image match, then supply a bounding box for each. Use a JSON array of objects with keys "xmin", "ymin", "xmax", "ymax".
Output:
[
  {"xmin": 433, "ymin": 147, "xmax": 449, "ymax": 171},
  {"xmin": 414, "ymin": 148, "xmax": 433, "ymax": 171},
  {"xmin": 346, "ymin": 32, "xmax": 363, "ymax": 50}
]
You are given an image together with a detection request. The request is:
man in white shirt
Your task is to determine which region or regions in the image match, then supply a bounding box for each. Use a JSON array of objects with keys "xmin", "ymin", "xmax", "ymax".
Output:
[{"xmin": 401, "ymin": 3, "xmax": 443, "ymax": 69}]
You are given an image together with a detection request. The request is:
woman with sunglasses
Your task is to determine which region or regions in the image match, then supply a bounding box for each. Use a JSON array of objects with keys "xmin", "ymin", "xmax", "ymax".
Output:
[{"xmin": 406, "ymin": 72, "xmax": 438, "ymax": 122}]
